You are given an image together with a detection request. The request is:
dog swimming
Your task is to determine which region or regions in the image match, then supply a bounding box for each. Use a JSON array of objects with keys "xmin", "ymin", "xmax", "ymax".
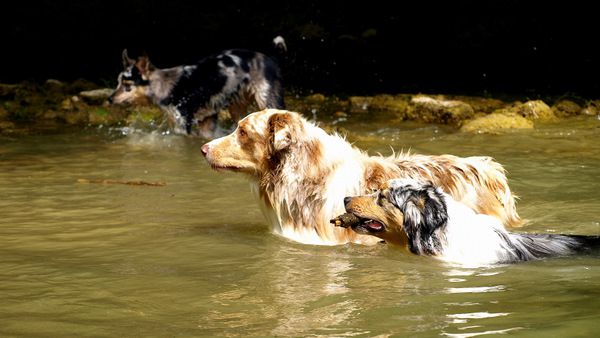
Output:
[{"xmin": 333, "ymin": 178, "xmax": 600, "ymax": 265}]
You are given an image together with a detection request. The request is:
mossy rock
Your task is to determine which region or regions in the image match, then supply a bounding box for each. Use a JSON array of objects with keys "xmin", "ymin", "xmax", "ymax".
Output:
[
  {"xmin": 496, "ymin": 100, "xmax": 556, "ymax": 121},
  {"xmin": 126, "ymin": 106, "xmax": 164, "ymax": 124},
  {"xmin": 64, "ymin": 111, "xmax": 89, "ymax": 125},
  {"xmin": 348, "ymin": 94, "xmax": 410, "ymax": 113},
  {"xmin": 305, "ymin": 93, "xmax": 327, "ymax": 102},
  {"xmin": 460, "ymin": 113, "xmax": 534, "ymax": 134},
  {"xmin": 551, "ymin": 100, "xmax": 582, "ymax": 117},
  {"xmin": 0, "ymin": 120, "xmax": 16, "ymax": 132},
  {"xmin": 407, "ymin": 95, "xmax": 474, "ymax": 125},
  {"xmin": 581, "ymin": 101, "xmax": 600, "ymax": 116},
  {"xmin": 79, "ymin": 88, "xmax": 114, "ymax": 104},
  {"xmin": 349, "ymin": 96, "xmax": 373, "ymax": 112},
  {"xmin": 0, "ymin": 106, "xmax": 8, "ymax": 120},
  {"xmin": 452, "ymin": 96, "xmax": 507, "ymax": 114}
]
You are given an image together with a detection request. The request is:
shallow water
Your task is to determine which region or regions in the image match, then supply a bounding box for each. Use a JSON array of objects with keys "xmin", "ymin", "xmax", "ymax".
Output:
[{"xmin": 1, "ymin": 113, "xmax": 600, "ymax": 337}]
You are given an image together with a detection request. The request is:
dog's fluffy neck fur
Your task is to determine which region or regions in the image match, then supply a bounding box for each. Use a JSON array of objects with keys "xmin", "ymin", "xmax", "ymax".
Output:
[{"xmin": 255, "ymin": 123, "xmax": 376, "ymax": 245}]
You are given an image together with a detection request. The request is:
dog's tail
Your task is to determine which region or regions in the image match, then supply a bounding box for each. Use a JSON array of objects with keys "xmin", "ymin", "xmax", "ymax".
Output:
[{"xmin": 504, "ymin": 232, "xmax": 600, "ymax": 262}]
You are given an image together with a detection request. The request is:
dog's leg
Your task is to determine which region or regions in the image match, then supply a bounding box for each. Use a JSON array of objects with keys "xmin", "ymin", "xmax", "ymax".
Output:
[{"xmin": 184, "ymin": 111, "xmax": 195, "ymax": 134}]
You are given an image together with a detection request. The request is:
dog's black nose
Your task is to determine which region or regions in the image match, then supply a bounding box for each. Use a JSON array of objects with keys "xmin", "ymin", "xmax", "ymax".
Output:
[
  {"xmin": 107, "ymin": 95, "xmax": 113, "ymax": 104},
  {"xmin": 343, "ymin": 197, "xmax": 352, "ymax": 206}
]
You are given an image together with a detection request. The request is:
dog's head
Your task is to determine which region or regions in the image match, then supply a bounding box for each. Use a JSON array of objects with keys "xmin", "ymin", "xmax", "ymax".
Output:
[
  {"xmin": 201, "ymin": 109, "xmax": 310, "ymax": 176},
  {"xmin": 338, "ymin": 178, "xmax": 448, "ymax": 254},
  {"xmin": 108, "ymin": 49, "xmax": 154, "ymax": 105}
]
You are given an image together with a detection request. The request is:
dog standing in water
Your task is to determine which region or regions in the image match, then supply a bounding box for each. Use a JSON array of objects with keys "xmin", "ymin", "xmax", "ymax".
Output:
[
  {"xmin": 109, "ymin": 37, "xmax": 286, "ymax": 138},
  {"xmin": 201, "ymin": 109, "xmax": 521, "ymax": 245},
  {"xmin": 334, "ymin": 178, "xmax": 600, "ymax": 265}
]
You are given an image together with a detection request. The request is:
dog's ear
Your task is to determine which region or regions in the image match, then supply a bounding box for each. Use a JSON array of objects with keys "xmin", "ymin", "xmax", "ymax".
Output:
[
  {"xmin": 122, "ymin": 49, "xmax": 135, "ymax": 68},
  {"xmin": 389, "ymin": 182, "xmax": 447, "ymax": 255},
  {"xmin": 268, "ymin": 112, "xmax": 296, "ymax": 151},
  {"xmin": 135, "ymin": 56, "xmax": 155, "ymax": 79}
]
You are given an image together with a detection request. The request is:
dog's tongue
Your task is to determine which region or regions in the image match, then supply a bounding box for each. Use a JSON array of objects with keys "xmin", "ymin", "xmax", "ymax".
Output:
[{"xmin": 367, "ymin": 221, "xmax": 383, "ymax": 231}]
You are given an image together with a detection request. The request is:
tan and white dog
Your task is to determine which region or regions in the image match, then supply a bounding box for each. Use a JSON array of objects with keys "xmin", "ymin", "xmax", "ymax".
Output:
[{"xmin": 201, "ymin": 109, "xmax": 520, "ymax": 245}]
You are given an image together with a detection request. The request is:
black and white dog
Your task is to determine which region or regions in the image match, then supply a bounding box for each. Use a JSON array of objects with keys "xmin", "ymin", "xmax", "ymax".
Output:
[
  {"xmin": 109, "ymin": 37, "xmax": 286, "ymax": 138},
  {"xmin": 333, "ymin": 178, "xmax": 600, "ymax": 266}
]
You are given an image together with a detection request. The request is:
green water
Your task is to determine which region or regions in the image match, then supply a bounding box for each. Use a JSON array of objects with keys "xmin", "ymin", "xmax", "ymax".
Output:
[{"xmin": 1, "ymin": 113, "xmax": 600, "ymax": 337}]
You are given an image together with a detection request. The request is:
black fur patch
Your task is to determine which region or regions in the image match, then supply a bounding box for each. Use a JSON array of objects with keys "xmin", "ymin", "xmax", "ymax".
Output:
[
  {"xmin": 388, "ymin": 182, "xmax": 448, "ymax": 255},
  {"xmin": 158, "ymin": 49, "xmax": 285, "ymax": 134}
]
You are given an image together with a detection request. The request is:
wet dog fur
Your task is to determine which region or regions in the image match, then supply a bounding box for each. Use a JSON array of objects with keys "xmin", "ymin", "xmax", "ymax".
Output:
[
  {"xmin": 339, "ymin": 178, "xmax": 600, "ymax": 265},
  {"xmin": 109, "ymin": 40, "xmax": 285, "ymax": 138},
  {"xmin": 201, "ymin": 109, "xmax": 521, "ymax": 245}
]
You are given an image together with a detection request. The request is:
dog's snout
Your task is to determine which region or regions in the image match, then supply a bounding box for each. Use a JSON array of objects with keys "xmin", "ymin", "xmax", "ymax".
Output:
[
  {"xmin": 107, "ymin": 95, "xmax": 114, "ymax": 104},
  {"xmin": 201, "ymin": 143, "xmax": 210, "ymax": 156},
  {"xmin": 343, "ymin": 197, "xmax": 352, "ymax": 206}
]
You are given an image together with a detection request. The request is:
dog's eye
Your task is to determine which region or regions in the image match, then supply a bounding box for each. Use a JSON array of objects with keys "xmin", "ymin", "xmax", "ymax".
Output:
[
  {"xmin": 238, "ymin": 127, "xmax": 247, "ymax": 138},
  {"xmin": 124, "ymin": 85, "xmax": 132, "ymax": 92}
]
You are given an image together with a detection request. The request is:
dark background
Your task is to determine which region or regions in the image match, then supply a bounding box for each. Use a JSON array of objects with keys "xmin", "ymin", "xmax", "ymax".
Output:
[{"xmin": 2, "ymin": 1, "xmax": 599, "ymax": 98}]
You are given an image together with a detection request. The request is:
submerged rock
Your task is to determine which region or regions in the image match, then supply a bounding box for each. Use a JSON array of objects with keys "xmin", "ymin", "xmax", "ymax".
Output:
[{"xmin": 460, "ymin": 113, "xmax": 534, "ymax": 133}]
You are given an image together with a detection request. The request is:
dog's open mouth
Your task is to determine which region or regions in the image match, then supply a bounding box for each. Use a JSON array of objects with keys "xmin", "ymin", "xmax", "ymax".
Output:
[{"xmin": 330, "ymin": 213, "xmax": 385, "ymax": 233}]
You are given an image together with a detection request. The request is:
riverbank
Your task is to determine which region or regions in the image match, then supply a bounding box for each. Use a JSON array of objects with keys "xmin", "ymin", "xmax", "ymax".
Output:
[{"xmin": 1, "ymin": 80, "xmax": 598, "ymax": 135}]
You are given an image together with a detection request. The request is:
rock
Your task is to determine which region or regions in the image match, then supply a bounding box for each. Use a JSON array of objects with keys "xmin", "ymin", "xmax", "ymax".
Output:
[
  {"xmin": 60, "ymin": 98, "xmax": 75, "ymax": 110},
  {"xmin": 348, "ymin": 94, "xmax": 410, "ymax": 113},
  {"xmin": 349, "ymin": 96, "xmax": 372, "ymax": 112},
  {"xmin": 408, "ymin": 95, "xmax": 475, "ymax": 124},
  {"xmin": 126, "ymin": 106, "xmax": 164, "ymax": 124},
  {"xmin": 79, "ymin": 88, "xmax": 114, "ymax": 104},
  {"xmin": 42, "ymin": 110, "xmax": 59, "ymax": 120},
  {"xmin": 373, "ymin": 94, "xmax": 410, "ymax": 113},
  {"xmin": 0, "ymin": 83, "xmax": 20, "ymax": 98},
  {"xmin": 65, "ymin": 111, "xmax": 88, "ymax": 125},
  {"xmin": 460, "ymin": 113, "xmax": 534, "ymax": 133},
  {"xmin": 0, "ymin": 106, "xmax": 8, "ymax": 119},
  {"xmin": 305, "ymin": 93, "xmax": 326, "ymax": 102},
  {"xmin": 45, "ymin": 79, "xmax": 65, "ymax": 87},
  {"xmin": 0, "ymin": 120, "xmax": 16, "ymax": 132},
  {"xmin": 88, "ymin": 107, "xmax": 110, "ymax": 125},
  {"xmin": 582, "ymin": 101, "xmax": 600, "ymax": 116},
  {"xmin": 453, "ymin": 96, "xmax": 507, "ymax": 114},
  {"xmin": 497, "ymin": 100, "xmax": 556, "ymax": 121},
  {"xmin": 551, "ymin": 100, "xmax": 582, "ymax": 117}
]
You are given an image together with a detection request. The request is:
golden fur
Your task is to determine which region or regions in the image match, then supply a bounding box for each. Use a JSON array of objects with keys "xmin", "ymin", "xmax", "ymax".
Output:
[{"xmin": 202, "ymin": 109, "xmax": 520, "ymax": 245}]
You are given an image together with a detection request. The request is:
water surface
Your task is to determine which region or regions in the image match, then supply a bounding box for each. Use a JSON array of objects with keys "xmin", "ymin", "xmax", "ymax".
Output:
[{"xmin": 1, "ymin": 113, "xmax": 600, "ymax": 337}]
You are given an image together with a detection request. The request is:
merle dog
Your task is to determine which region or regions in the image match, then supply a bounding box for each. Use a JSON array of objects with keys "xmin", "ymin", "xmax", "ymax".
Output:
[{"xmin": 109, "ymin": 37, "xmax": 286, "ymax": 138}]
